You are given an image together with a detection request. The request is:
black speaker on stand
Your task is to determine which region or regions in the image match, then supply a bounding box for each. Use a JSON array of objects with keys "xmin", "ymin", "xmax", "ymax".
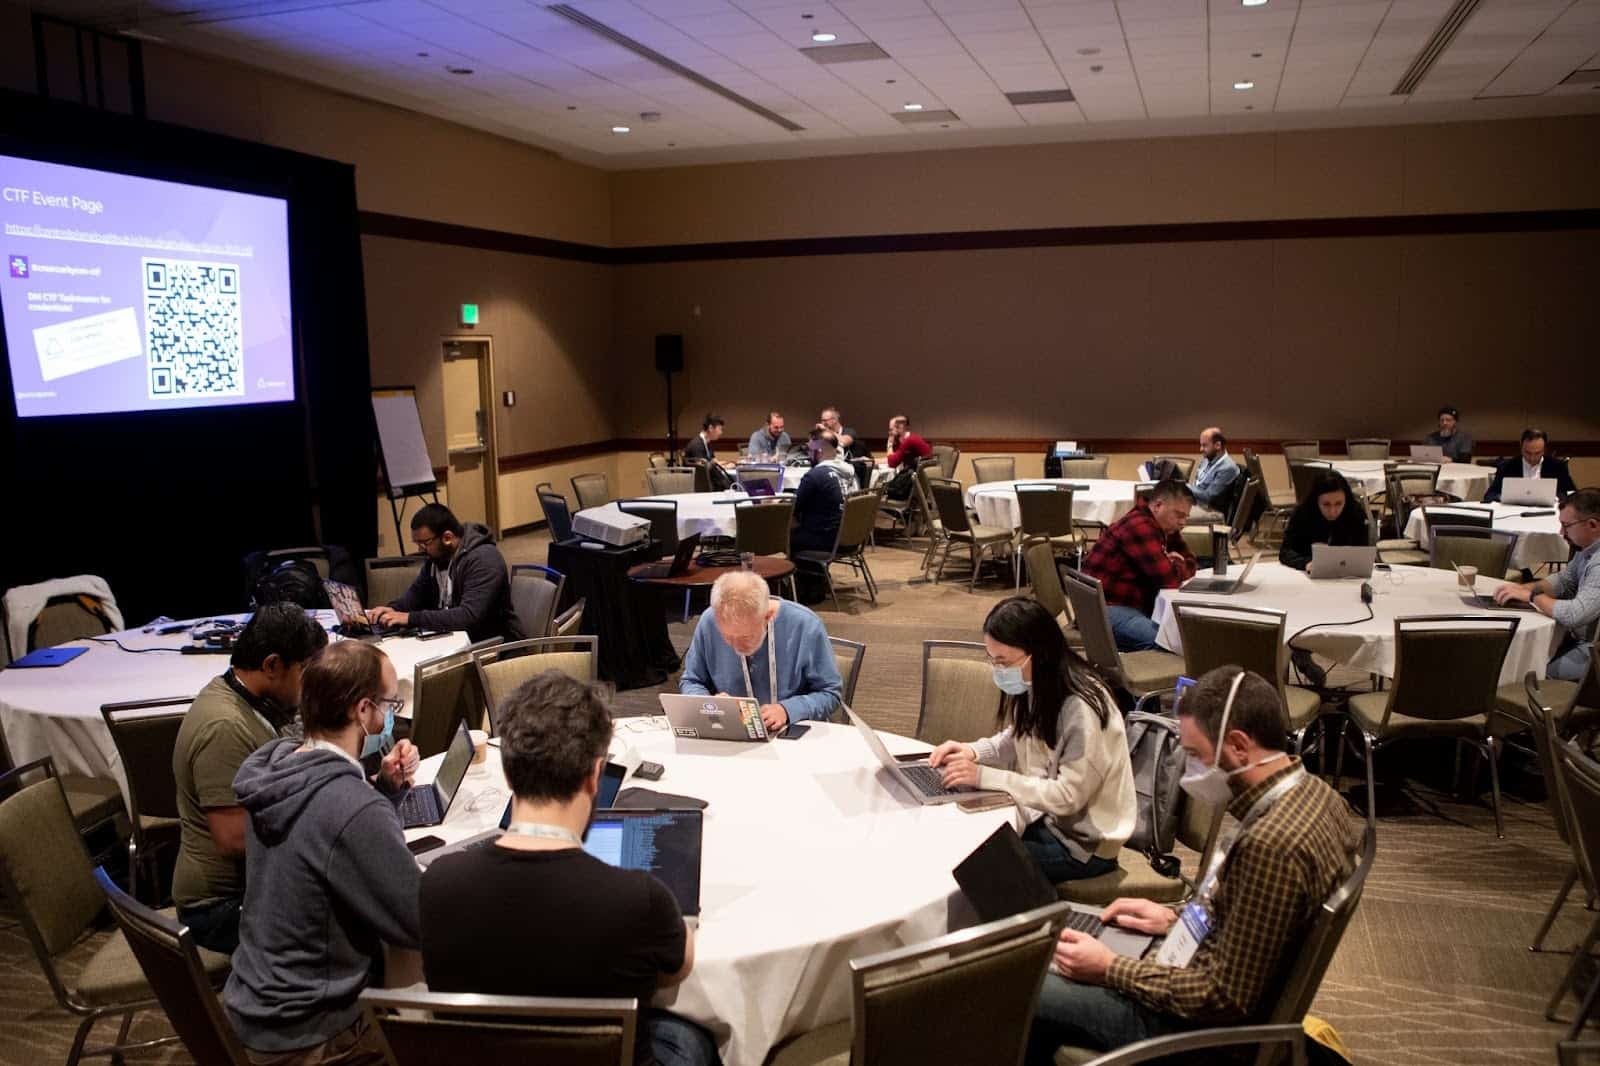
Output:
[{"xmin": 656, "ymin": 333, "xmax": 684, "ymax": 464}]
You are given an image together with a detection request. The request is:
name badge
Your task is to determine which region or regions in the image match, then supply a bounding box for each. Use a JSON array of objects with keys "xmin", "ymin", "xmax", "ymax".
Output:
[{"xmin": 1154, "ymin": 902, "xmax": 1212, "ymax": 969}]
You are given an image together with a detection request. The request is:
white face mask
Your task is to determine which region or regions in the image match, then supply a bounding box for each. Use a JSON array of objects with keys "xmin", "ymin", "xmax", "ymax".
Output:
[{"xmin": 1178, "ymin": 672, "xmax": 1285, "ymax": 808}]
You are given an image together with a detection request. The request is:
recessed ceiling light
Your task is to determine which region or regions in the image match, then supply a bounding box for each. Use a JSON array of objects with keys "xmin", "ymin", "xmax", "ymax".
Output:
[
  {"xmin": 903, "ymin": 102, "xmax": 923, "ymax": 111},
  {"xmin": 1076, "ymin": 47, "xmax": 1100, "ymax": 56},
  {"xmin": 415, "ymin": 51, "xmax": 430, "ymax": 58},
  {"xmin": 1233, "ymin": 80, "xmax": 1254, "ymax": 90},
  {"xmin": 1089, "ymin": 64, "xmax": 1103, "ymax": 73},
  {"xmin": 811, "ymin": 30, "xmax": 836, "ymax": 42},
  {"xmin": 1251, "ymin": 51, "xmax": 1262, "ymax": 59},
  {"xmin": 1242, "ymin": 0, "xmax": 1267, "ymax": 6},
  {"xmin": 446, "ymin": 66, "xmax": 473, "ymax": 75},
  {"xmin": 611, "ymin": 125, "xmax": 630, "ymax": 133}
]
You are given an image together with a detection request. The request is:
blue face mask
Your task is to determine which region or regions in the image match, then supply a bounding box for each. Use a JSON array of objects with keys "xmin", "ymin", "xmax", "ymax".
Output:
[
  {"xmin": 991, "ymin": 656, "xmax": 1032, "ymax": 696},
  {"xmin": 360, "ymin": 702, "xmax": 395, "ymax": 759}
]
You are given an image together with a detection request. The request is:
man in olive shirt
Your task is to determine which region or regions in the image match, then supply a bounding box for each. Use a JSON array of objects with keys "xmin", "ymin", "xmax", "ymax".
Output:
[{"xmin": 172, "ymin": 604, "xmax": 328, "ymax": 952}]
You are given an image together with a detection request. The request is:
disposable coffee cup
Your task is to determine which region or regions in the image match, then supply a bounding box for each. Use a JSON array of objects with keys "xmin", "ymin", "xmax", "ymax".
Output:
[
  {"xmin": 469, "ymin": 729, "xmax": 489, "ymax": 765},
  {"xmin": 1456, "ymin": 565, "xmax": 1477, "ymax": 591}
]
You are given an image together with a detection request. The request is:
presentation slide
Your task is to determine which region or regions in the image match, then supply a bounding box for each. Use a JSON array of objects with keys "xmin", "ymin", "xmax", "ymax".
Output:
[{"xmin": 0, "ymin": 153, "xmax": 294, "ymax": 417}]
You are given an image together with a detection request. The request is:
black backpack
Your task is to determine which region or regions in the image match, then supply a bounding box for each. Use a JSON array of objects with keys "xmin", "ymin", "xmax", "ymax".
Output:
[{"xmin": 250, "ymin": 560, "xmax": 329, "ymax": 610}]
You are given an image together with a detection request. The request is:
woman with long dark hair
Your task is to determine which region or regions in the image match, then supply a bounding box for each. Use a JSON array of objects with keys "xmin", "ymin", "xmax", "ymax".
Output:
[
  {"xmin": 929, "ymin": 597, "xmax": 1137, "ymax": 883},
  {"xmin": 1279, "ymin": 470, "xmax": 1370, "ymax": 571}
]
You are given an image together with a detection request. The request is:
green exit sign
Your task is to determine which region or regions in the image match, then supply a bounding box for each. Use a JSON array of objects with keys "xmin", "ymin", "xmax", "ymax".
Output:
[{"xmin": 459, "ymin": 303, "xmax": 479, "ymax": 327}]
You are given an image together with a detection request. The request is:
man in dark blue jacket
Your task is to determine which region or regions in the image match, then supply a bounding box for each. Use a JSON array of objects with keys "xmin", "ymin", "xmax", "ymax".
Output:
[{"xmin": 1482, "ymin": 429, "xmax": 1577, "ymax": 503}]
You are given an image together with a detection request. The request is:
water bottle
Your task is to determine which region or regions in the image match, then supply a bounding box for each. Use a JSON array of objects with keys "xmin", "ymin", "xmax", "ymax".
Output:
[{"xmin": 1211, "ymin": 530, "xmax": 1230, "ymax": 575}]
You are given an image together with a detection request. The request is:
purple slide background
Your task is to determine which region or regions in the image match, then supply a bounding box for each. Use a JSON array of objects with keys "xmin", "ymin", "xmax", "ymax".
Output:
[{"xmin": 0, "ymin": 153, "xmax": 294, "ymax": 417}]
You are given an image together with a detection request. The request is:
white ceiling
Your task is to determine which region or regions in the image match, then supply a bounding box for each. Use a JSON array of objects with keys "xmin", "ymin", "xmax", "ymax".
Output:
[{"xmin": 36, "ymin": 0, "xmax": 1600, "ymax": 168}]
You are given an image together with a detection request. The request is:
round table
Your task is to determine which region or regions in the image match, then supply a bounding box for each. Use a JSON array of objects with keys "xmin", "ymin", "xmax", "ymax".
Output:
[
  {"xmin": 1153, "ymin": 562, "xmax": 1558, "ymax": 684},
  {"xmin": 1402, "ymin": 504, "xmax": 1569, "ymax": 570},
  {"xmin": 0, "ymin": 612, "xmax": 468, "ymax": 805},
  {"xmin": 629, "ymin": 555, "xmax": 796, "ymax": 590},
  {"xmin": 966, "ymin": 479, "xmax": 1140, "ymax": 531},
  {"xmin": 400, "ymin": 719, "xmax": 1013, "ymax": 1065},
  {"xmin": 1328, "ymin": 460, "xmax": 1490, "ymax": 502}
]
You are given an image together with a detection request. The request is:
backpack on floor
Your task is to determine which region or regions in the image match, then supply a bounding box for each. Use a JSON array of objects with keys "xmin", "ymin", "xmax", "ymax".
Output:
[{"xmin": 1124, "ymin": 691, "xmax": 1188, "ymax": 861}]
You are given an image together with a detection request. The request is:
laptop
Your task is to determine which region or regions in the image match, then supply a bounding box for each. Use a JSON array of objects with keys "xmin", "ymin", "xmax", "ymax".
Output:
[
  {"xmin": 632, "ymin": 533, "xmax": 701, "ymax": 580},
  {"xmin": 417, "ymin": 761, "xmax": 629, "ymax": 868},
  {"xmin": 583, "ymin": 808, "xmax": 704, "ymax": 919},
  {"xmin": 1182, "ymin": 550, "xmax": 1260, "ymax": 595},
  {"xmin": 659, "ymin": 692, "xmax": 771, "ymax": 742},
  {"xmin": 954, "ymin": 824, "xmax": 1154, "ymax": 958},
  {"xmin": 324, "ymin": 579, "xmax": 409, "ymax": 639},
  {"xmin": 1308, "ymin": 544, "xmax": 1377, "ymax": 580},
  {"xmin": 1501, "ymin": 477, "xmax": 1558, "ymax": 507},
  {"xmin": 844, "ymin": 704, "xmax": 1007, "ymax": 806},
  {"xmin": 1460, "ymin": 592, "xmax": 1537, "ymax": 612},
  {"xmin": 396, "ymin": 720, "xmax": 476, "ymax": 829},
  {"xmin": 1408, "ymin": 445, "xmax": 1445, "ymax": 462}
]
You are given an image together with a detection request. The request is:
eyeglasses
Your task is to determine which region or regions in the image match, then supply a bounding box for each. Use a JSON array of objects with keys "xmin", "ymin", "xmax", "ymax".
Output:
[
  {"xmin": 372, "ymin": 695, "xmax": 405, "ymax": 716},
  {"xmin": 413, "ymin": 533, "xmax": 440, "ymax": 550},
  {"xmin": 1560, "ymin": 517, "xmax": 1595, "ymax": 533}
]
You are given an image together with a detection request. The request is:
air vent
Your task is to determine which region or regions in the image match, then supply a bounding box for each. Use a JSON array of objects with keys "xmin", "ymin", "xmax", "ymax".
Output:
[
  {"xmin": 802, "ymin": 42, "xmax": 891, "ymax": 64},
  {"xmin": 1391, "ymin": 0, "xmax": 1486, "ymax": 95},
  {"xmin": 546, "ymin": 4, "xmax": 802, "ymax": 132},
  {"xmin": 894, "ymin": 109, "xmax": 958, "ymax": 124},
  {"xmin": 1560, "ymin": 68, "xmax": 1600, "ymax": 85},
  {"xmin": 1005, "ymin": 89, "xmax": 1075, "ymax": 105}
]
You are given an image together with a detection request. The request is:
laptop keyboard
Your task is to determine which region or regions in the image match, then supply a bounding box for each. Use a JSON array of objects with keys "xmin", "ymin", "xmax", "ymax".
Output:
[
  {"xmin": 1064, "ymin": 909, "xmax": 1105, "ymax": 937},
  {"xmin": 900, "ymin": 763, "xmax": 959, "ymax": 796},
  {"xmin": 397, "ymin": 787, "xmax": 439, "ymax": 826}
]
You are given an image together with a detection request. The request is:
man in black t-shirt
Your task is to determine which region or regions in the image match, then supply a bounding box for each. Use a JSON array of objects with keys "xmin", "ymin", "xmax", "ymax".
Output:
[{"xmin": 419, "ymin": 671, "xmax": 720, "ymax": 1066}]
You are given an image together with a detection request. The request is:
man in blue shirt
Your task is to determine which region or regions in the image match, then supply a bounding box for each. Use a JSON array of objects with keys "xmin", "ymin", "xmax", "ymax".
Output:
[
  {"xmin": 1189, "ymin": 427, "xmax": 1240, "ymax": 519},
  {"xmin": 747, "ymin": 410, "xmax": 791, "ymax": 460},
  {"xmin": 680, "ymin": 571, "xmax": 843, "ymax": 732},
  {"xmin": 1493, "ymin": 488, "xmax": 1600, "ymax": 681}
]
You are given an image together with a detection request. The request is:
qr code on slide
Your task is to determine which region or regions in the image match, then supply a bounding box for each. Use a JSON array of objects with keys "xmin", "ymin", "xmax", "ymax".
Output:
[{"xmin": 142, "ymin": 258, "xmax": 244, "ymax": 399}]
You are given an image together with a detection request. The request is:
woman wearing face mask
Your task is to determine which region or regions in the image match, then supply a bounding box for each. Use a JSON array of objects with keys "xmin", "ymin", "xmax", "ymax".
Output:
[
  {"xmin": 1278, "ymin": 470, "xmax": 1369, "ymax": 572},
  {"xmin": 225, "ymin": 641, "xmax": 422, "ymax": 1065},
  {"xmin": 928, "ymin": 597, "xmax": 1138, "ymax": 883}
]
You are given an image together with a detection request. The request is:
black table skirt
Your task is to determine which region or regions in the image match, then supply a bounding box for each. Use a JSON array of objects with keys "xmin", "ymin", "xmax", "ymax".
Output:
[{"xmin": 547, "ymin": 539, "xmax": 680, "ymax": 690}]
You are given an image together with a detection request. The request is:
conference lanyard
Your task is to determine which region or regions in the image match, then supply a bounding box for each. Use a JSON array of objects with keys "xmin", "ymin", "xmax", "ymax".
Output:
[
  {"xmin": 505, "ymin": 822, "xmax": 582, "ymax": 846},
  {"xmin": 738, "ymin": 617, "xmax": 779, "ymax": 707},
  {"xmin": 1196, "ymin": 761, "xmax": 1306, "ymax": 907}
]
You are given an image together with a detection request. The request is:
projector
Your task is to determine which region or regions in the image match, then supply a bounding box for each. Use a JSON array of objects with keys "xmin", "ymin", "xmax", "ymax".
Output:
[{"xmin": 572, "ymin": 510, "xmax": 651, "ymax": 547}]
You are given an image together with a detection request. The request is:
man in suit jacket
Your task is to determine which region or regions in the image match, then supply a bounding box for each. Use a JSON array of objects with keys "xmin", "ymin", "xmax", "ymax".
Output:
[
  {"xmin": 1482, "ymin": 428, "xmax": 1577, "ymax": 503},
  {"xmin": 682, "ymin": 413, "xmax": 731, "ymax": 490}
]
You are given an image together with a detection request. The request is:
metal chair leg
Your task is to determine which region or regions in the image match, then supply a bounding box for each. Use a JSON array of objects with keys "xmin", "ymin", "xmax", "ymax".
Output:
[
  {"xmin": 1533, "ymin": 867, "xmax": 1581, "ymax": 953},
  {"xmin": 1360, "ymin": 730, "xmax": 1378, "ymax": 827},
  {"xmin": 1485, "ymin": 736, "xmax": 1505, "ymax": 839},
  {"xmin": 66, "ymin": 1014, "xmax": 95, "ymax": 1066},
  {"xmin": 1550, "ymin": 917, "xmax": 1600, "ymax": 1020},
  {"xmin": 126, "ymin": 839, "xmax": 139, "ymax": 900}
]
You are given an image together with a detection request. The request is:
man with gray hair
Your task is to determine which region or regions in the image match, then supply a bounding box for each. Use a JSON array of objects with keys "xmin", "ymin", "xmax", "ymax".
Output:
[
  {"xmin": 679, "ymin": 571, "xmax": 843, "ymax": 731},
  {"xmin": 1494, "ymin": 487, "xmax": 1600, "ymax": 680}
]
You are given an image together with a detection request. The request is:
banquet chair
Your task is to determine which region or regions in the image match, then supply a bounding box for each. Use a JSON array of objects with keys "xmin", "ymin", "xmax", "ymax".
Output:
[
  {"xmin": 0, "ymin": 758, "xmax": 229, "ymax": 1066},
  {"xmin": 473, "ymin": 636, "xmax": 597, "ymax": 732},
  {"xmin": 1058, "ymin": 455, "xmax": 1110, "ymax": 480},
  {"xmin": 365, "ymin": 556, "xmax": 423, "ymax": 608},
  {"xmin": 1059, "ymin": 569, "xmax": 1184, "ymax": 701},
  {"xmin": 931, "ymin": 443, "xmax": 960, "ymax": 480},
  {"xmin": 1288, "ymin": 460, "xmax": 1334, "ymax": 505},
  {"xmin": 11, "ymin": 596, "xmax": 118, "ymax": 657},
  {"xmin": 1224, "ymin": 478, "xmax": 1264, "ymax": 560},
  {"xmin": 927, "ymin": 478, "xmax": 1012, "ymax": 590},
  {"xmin": 1513, "ymin": 674, "xmax": 1589, "ymax": 955},
  {"xmin": 91, "ymin": 867, "xmax": 244, "ymax": 1066},
  {"xmin": 1419, "ymin": 505, "xmax": 1494, "ymax": 535},
  {"xmin": 971, "ymin": 456, "xmax": 1015, "ymax": 484},
  {"xmin": 1495, "ymin": 643, "xmax": 1600, "ymax": 754},
  {"xmin": 550, "ymin": 599, "xmax": 586, "ymax": 639},
  {"xmin": 1056, "ymin": 823, "xmax": 1373, "ymax": 1066},
  {"xmin": 360, "ymin": 986, "xmax": 638, "ymax": 1066},
  {"xmin": 1023, "ymin": 540, "xmax": 1071, "ymax": 629},
  {"xmin": 509, "ymin": 564, "xmax": 565, "ymax": 643},
  {"xmin": 912, "ymin": 465, "xmax": 947, "ymax": 575},
  {"xmin": 767, "ymin": 901, "xmax": 1071, "ymax": 1066},
  {"xmin": 1150, "ymin": 455, "xmax": 1196, "ymax": 481},
  {"xmin": 1546, "ymin": 732, "xmax": 1600, "ymax": 1037},
  {"xmin": 1337, "ymin": 615, "xmax": 1519, "ymax": 837},
  {"xmin": 1169, "ymin": 604, "xmax": 1322, "ymax": 752},
  {"xmin": 0, "ymin": 729, "xmax": 125, "ymax": 850},
  {"xmin": 1015, "ymin": 484, "xmax": 1079, "ymax": 588},
  {"xmin": 1281, "ymin": 440, "xmax": 1321, "ymax": 462},
  {"xmin": 1244, "ymin": 450, "xmax": 1295, "ymax": 543},
  {"xmin": 1428, "ymin": 526, "xmax": 1518, "ymax": 579},
  {"xmin": 794, "ymin": 493, "xmax": 880, "ymax": 611},
  {"xmin": 571, "ymin": 473, "xmax": 612, "ymax": 511},
  {"xmin": 538, "ymin": 490, "xmax": 576, "ymax": 544},
  {"xmin": 830, "ymin": 637, "xmax": 865, "ymax": 721},
  {"xmin": 644, "ymin": 466, "xmax": 695, "ymax": 496},
  {"xmin": 1346, "ymin": 438, "xmax": 1391, "ymax": 460},
  {"xmin": 616, "ymin": 498, "xmax": 679, "ymax": 554},
  {"xmin": 100, "ymin": 698, "xmax": 190, "ymax": 902},
  {"xmin": 646, "ymin": 451, "xmax": 669, "ymax": 470},
  {"xmin": 917, "ymin": 641, "xmax": 1005, "ymax": 746},
  {"xmin": 736, "ymin": 500, "xmax": 798, "ymax": 600},
  {"xmin": 410, "ymin": 638, "xmax": 501, "ymax": 757},
  {"xmin": 687, "ymin": 460, "xmax": 714, "ymax": 494}
]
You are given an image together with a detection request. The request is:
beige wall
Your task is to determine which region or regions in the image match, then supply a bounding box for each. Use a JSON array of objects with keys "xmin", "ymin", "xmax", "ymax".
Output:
[{"xmin": 610, "ymin": 116, "xmax": 1600, "ymax": 245}]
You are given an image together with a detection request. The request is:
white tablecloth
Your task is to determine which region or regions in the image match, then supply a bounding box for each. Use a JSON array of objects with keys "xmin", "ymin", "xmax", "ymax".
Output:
[
  {"xmin": 1328, "ymin": 460, "xmax": 1491, "ymax": 502},
  {"xmin": 403, "ymin": 719, "xmax": 1012, "ymax": 1065},
  {"xmin": 1153, "ymin": 562, "xmax": 1557, "ymax": 684},
  {"xmin": 0, "ymin": 612, "xmax": 468, "ymax": 805},
  {"xmin": 1402, "ymin": 504, "xmax": 1569, "ymax": 570},
  {"xmin": 966, "ymin": 479, "xmax": 1140, "ymax": 531}
]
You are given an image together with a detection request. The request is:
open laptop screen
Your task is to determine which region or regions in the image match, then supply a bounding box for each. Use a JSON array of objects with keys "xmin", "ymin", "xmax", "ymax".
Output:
[{"xmin": 583, "ymin": 809, "xmax": 703, "ymax": 916}]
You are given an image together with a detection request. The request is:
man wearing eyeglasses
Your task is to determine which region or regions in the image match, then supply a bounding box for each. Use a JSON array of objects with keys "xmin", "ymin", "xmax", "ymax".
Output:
[
  {"xmin": 367, "ymin": 502, "xmax": 523, "ymax": 645},
  {"xmin": 1494, "ymin": 488, "xmax": 1600, "ymax": 681}
]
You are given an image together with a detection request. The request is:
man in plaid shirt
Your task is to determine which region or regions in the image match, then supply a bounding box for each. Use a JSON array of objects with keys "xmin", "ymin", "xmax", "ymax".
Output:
[
  {"xmin": 1025, "ymin": 668, "xmax": 1362, "ymax": 1062},
  {"xmin": 1081, "ymin": 480, "xmax": 1197, "ymax": 651}
]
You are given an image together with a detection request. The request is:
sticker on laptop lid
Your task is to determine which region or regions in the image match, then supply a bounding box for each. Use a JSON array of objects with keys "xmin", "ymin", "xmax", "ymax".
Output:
[
  {"xmin": 700, "ymin": 701, "xmax": 724, "ymax": 717},
  {"xmin": 674, "ymin": 727, "xmax": 699, "ymax": 738}
]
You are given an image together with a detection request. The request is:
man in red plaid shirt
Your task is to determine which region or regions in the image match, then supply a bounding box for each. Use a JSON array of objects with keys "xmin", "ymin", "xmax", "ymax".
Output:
[{"xmin": 1082, "ymin": 481, "xmax": 1197, "ymax": 651}]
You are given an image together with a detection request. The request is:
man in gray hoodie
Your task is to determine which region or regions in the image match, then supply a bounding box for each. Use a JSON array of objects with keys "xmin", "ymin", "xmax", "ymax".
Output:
[
  {"xmin": 367, "ymin": 503, "xmax": 524, "ymax": 644},
  {"xmin": 225, "ymin": 641, "xmax": 421, "ymax": 1065}
]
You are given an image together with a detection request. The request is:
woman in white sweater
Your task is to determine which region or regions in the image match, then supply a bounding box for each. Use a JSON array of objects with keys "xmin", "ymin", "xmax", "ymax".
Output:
[{"xmin": 930, "ymin": 597, "xmax": 1138, "ymax": 883}]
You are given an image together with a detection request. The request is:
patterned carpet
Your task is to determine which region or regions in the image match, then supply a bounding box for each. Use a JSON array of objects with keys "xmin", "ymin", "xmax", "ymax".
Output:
[{"xmin": 0, "ymin": 531, "xmax": 1588, "ymax": 1065}]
